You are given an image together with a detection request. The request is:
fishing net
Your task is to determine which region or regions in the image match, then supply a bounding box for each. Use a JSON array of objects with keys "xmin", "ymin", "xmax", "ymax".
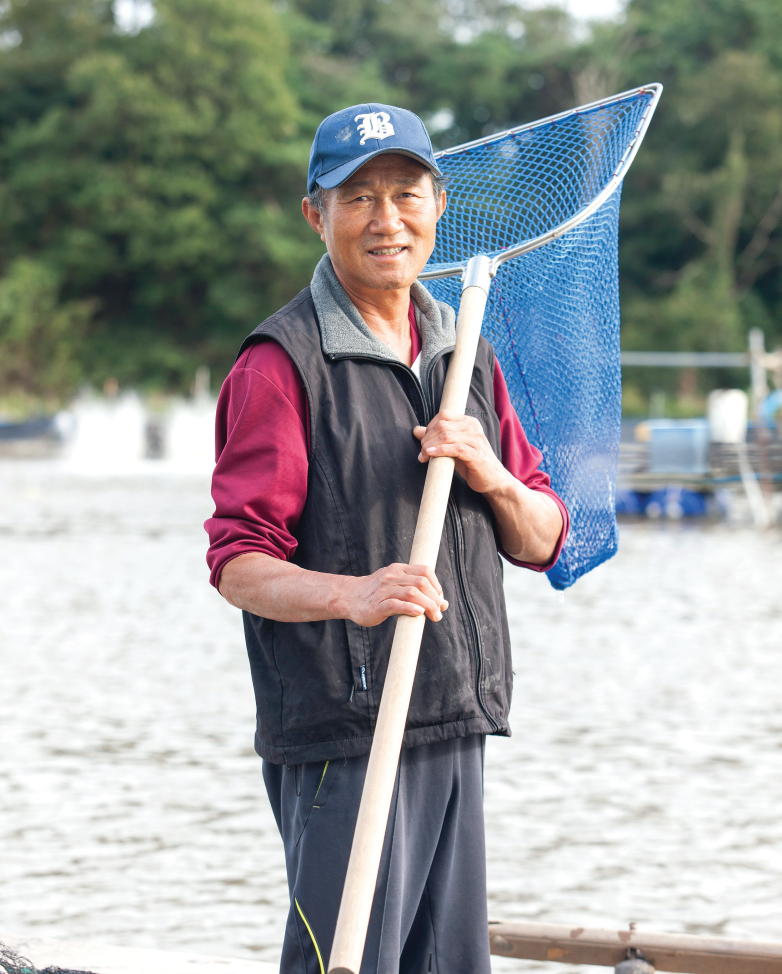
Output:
[
  {"xmin": 0, "ymin": 943, "xmax": 96, "ymax": 974},
  {"xmin": 423, "ymin": 88, "xmax": 659, "ymax": 589}
]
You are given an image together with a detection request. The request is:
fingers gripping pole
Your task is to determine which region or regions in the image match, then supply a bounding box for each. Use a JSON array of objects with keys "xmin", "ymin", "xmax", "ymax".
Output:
[{"xmin": 327, "ymin": 255, "xmax": 493, "ymax": 974}]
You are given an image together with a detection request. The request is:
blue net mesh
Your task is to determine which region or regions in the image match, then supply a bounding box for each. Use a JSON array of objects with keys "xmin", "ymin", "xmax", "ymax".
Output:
[{"xmin": 424, "ymin": 90, "xmax": 656, "ymax": 589}]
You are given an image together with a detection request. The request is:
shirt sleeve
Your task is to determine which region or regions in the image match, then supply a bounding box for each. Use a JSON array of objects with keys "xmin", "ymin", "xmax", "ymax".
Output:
[
  {"xmin": 204, "ymin": 340, "xmax": 310, "ymax": 589},
  {"xmin": 493, "ymin": 357, "xmax": 570, "ymax": 573}
]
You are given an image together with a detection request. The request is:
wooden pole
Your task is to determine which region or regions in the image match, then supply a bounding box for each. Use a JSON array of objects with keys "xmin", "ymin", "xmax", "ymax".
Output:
[
  {"xmin": 327, "ymin": 257, "xmax": 493, "ymax": 974},
  {"xmin": 488, "ymin": 920, "xmax": 782, "ymax": 974}
]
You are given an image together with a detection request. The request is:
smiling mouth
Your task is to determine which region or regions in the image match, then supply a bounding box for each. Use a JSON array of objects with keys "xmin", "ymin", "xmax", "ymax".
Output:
[{"xmin": 368, "ymin": 246, "xmax": 407, "ymax": 256}]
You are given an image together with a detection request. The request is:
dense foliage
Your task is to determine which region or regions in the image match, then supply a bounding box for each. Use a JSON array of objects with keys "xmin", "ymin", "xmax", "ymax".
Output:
[
  {"xmin": 0, "ymin": 0, "xmax": 780, "ymax": 406},
  {"xmin": 0, "ymin": 0, "xmax": 319, "ymax": 395}
]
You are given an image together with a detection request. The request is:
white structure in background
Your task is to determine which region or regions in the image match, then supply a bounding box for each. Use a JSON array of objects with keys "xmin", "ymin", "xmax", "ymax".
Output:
[
  {"xmin": 63, "ymin": 391, "xmax": 147, "ymax": 470},
  {"xmin": 708, "ymin": 389, "xmax": 748, "ymax": 444},
  {"xmin": 166, "ymin": 399, "xmax": 217, "ymax": 470},
  {"xmin": 166, "ymin": 366, "xmax": 216, "ymax": 472},
  {"xmin": 708, "ymin": 388, "xmax": 772, "ymax": 529},
  {"xmin": 56, "ymin": 367, "xmax": 217, "ymax": 474}
]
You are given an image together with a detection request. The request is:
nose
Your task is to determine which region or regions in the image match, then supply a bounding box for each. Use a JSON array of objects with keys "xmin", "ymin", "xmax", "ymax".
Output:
[{"xmin": 369, "ymin": 197, "xmax": 405, "ymax": 236}]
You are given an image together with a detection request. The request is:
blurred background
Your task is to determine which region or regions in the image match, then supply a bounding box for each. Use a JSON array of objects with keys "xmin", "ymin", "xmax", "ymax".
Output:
[
  {"xmin": 0, "ymin": 0, "xmax": 781, "ymax": 418},
  {"xmin": 1, "ymin": 1, "xmax": 781, "ymax": 972}
]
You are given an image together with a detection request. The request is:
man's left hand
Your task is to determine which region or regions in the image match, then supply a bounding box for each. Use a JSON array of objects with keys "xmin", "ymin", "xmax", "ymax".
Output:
[
  {"xmin": 413, "ymin": 410, "xmax": 510, "ymax": 495},
  {"xmin": 413, "ymin": 409, "xmax": 562, "ymax": 565}
]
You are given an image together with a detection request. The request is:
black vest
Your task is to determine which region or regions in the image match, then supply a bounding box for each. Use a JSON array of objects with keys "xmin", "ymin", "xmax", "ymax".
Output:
[{"xmin": 240, "ymin": 288, "xmax": 513, "ymax": 765}]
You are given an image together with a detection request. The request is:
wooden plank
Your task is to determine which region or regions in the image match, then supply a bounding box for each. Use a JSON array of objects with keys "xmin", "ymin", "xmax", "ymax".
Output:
[{"xmin": 488, "ymin": 921, "xmax": 782, "ymax": 973}]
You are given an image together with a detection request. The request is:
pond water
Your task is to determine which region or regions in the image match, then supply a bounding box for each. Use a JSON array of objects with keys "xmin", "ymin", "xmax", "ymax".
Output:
[{"xmin": 1, "ymin": 460, "xmax": 781, "ymax": 972}]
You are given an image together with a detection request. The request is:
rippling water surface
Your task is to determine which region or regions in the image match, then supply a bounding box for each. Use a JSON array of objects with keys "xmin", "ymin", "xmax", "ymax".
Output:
[{"xmin": 1, "ymin": 461, "xmax": 781, "ymax": 972}]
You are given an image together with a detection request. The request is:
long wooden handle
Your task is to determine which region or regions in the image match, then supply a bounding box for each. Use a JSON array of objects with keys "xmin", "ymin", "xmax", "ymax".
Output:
[{"xmin": 327, "ymin": 257, "xmax": 492, "ymax": 974}]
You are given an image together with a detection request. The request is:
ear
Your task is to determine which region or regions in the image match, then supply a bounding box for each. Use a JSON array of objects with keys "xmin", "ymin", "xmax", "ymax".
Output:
[
  {"xmin": 302, "ymin": 198, "xmax": 326, "ymax": 241},
  {"xmin": 436, "ymin": 190, "xmax": 447, "ymax": 221}
]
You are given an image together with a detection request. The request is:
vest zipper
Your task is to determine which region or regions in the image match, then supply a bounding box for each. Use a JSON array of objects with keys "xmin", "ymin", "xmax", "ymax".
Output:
[
  {"xmin": 406, "ymin": 366, "xmax": 429, "ymax": 424},
  {"xmin": 447, "ymin": 497, "xmax": 500, "ymax": 732},
  {"xmin": 421, "ymin": 347, "xmax": 451, "ymax": 420},
  {"xmin": 426, "ymin": 347, "xmax": 497, "ymax": 730}
]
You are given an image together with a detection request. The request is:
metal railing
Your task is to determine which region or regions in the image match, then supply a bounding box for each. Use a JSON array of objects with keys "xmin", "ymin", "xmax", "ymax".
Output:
[
  {"xmin": 621, "ymin": 352, "xmax": 750, "ymax": 367},
  {"xmin": 621, "ymin": 329, "xmax": 782, "ymax": 420}
]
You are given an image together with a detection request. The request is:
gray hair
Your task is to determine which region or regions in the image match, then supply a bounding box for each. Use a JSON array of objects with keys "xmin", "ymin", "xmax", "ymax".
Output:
[{"xmin": 306, "ymin": 168, "xmax": 448, "ymax": 219}]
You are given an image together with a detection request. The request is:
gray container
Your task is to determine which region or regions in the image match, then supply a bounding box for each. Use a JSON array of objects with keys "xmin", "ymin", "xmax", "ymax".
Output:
[{"xmin": 648, "ymin": 419, "xmax": 710, "ymax": 474}]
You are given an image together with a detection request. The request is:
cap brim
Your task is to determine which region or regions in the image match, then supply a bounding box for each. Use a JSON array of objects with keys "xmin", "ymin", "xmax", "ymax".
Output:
[{"xmin": 313, "ymin": 148, "xmax": 443, "ymax": 192}]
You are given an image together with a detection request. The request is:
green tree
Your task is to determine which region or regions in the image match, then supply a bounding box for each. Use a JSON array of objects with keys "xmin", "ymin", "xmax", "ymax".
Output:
[
  {"xmin": 0, "ymin": 257, "xmax": 96, "ymax": 397},
  {"xmin": 3, "ymin": 0, "xmax": 782, "ymax": 405},
  {"xmin": 613, "ymin": 0, "xmax": 782, "ymax": 357},
  {"xmin": 0, "ymin": 0, "xmax": 591, "ymax": 400},
  {"xmin": 284, "ymin": 0, "xmax": 580, "ymax": 146},
  {"xmin": 0, "ymin": 0, "xmax": 320, "ymax": 395}
]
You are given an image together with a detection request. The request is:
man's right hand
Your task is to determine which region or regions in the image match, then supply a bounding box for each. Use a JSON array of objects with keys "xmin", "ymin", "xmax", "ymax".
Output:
[
  {"xmin": 335, "ymin": 563, "xmax": 448, "ymax": 627},
  {"xmin": 219, "ymin": 552, "xmax": 448, "ymax": 627}
]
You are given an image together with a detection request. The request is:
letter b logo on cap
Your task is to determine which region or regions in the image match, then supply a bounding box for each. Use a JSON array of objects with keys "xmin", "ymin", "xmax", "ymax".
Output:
[{"xmin": 355, "ymin": 112, "xmax": 395, "ymax": 145}]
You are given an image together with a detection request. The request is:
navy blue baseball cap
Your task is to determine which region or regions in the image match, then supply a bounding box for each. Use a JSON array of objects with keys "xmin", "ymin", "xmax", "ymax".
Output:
[{"xmin": 307, "ymin": 103, "xmax": 442, "ymax": 196}]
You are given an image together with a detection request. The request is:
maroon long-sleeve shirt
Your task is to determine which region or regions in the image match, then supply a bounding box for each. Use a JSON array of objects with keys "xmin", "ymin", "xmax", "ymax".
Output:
[{"xmin": 206, "ymin": 302, "xmax": 569, "ymax": 588}]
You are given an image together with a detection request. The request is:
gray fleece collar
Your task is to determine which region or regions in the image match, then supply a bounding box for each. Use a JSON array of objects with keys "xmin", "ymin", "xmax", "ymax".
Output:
[{"xmin": 310, "ymin": 254, "xmax": 456, "ymax": 378}]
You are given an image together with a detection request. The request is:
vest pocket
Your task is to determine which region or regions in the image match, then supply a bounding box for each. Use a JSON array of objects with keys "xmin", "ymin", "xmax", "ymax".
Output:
[{"xmin": 344, "ymin": 619, "xmax": 372, "ymax": 699}]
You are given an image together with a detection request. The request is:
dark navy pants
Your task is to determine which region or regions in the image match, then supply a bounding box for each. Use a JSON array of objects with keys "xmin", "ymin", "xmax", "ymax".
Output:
[{"xmin": 263, "ymin": 735, "xmax": 491, "ymax": 974}]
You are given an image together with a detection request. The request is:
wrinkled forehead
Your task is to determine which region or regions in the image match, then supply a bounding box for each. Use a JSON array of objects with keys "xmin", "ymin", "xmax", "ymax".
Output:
[{"xmin": 336, "ymin": 153, "xmax": 431, "ymax": 193}]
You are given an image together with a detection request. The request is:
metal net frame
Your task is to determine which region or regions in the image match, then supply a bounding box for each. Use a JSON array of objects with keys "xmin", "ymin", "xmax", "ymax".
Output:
[{"xmin": 421, "ymin": 85, "xmax": 662, "ymax": 589}]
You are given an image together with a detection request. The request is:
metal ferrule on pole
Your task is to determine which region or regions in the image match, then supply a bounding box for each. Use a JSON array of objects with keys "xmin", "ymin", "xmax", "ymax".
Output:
[{"xmin": 461, "ymin": 255, "xmax": 493, "ymax": 293}]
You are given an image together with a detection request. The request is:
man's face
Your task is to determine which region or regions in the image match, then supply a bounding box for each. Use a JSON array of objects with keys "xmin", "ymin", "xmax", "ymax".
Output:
[{"xmin": 303, "ymin": 154, "xmax": 446, "ymax": 293}]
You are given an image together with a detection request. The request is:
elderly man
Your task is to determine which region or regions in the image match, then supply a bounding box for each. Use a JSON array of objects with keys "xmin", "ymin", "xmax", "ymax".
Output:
[{"xmin": 206, "ymin": 103, "xmax": 568, "ymax": 974}]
